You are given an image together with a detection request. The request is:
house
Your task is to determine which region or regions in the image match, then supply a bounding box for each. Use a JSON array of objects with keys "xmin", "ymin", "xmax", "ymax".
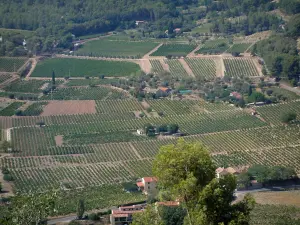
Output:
[
  {"xmin": 136, "ymin": 177, "xmax": 158, "ymax": 195},
  {"xmin": 230, "ymin": 92, "xmax": 242, "ymax": 99},
  {"xmin": 216, "ymin": 167, "xmax": 240, "ymax": 179},
  {"xmin": 173, "ymin": 28, "xmax": 181, "ymax": 33},
  {"xmin": 137, "ymin": 129, "xmax": 144, "ymax": 135},
  {"xmin": 110, "ymin": 203, "xmax": 146, "ymax": 225},
  {"xmin": 135, "ymin": 21, "xmax": 145, "ymax": 26},
  {"xmin": 158, "ymin": 87, "xmax": 172, "ymax": 94}
]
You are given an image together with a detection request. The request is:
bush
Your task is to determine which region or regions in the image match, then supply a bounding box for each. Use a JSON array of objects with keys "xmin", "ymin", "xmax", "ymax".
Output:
[
  {"xmin": 88, "ymin": 213, "xmax": 100, "ymax": 221},
  {"xmin": 3, "ymin": 174, "xmax": 13, "ymax": 181},
  {"xmin": 281, "ymin": 112, "xmax": 297, "ymax": 123}
]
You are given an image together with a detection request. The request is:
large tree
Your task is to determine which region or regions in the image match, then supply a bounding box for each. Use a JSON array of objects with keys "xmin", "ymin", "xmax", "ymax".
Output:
[{"xmin": 148, "ymin": 139, "xmax": 255, "ymax": 225}]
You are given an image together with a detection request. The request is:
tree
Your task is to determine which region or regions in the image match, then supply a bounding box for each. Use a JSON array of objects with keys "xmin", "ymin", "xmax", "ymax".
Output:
[
  {"xmin": 237, "ymin": 172, "xmax": 251, "ymax": 189},
  {"xmin": 247, "ymin": 165, "xmax": 270, "ymax": 183},
  {"xmin": 132, "ymin": 205, "xmax": 164, "ymax": 225},
  {"xmin": 52, "ymin": 70, "xmax": 56, "ymax": 86},
  {"xmin": 151, "ymin": 139, "xmax": 255, "ymax": 225},
  {"xmin": 0, "ymin": 182, "xmax": 2, "ymax": 192},
  {"xmin": 10, "ymin": 189, "xmax": 59, "ymax": 225},
  {"xmin": 159, "ymin": 205, "xmax": 186, "ymax": 225},
  {"xmin": 167, "ymin": 124, "xmax": 179, "ymax": 134},
  {"xmin": 77, "ymin": 199, "xmax": 85, "ymax": 219},
  {"xmin": 281, "ymin": 112, "xmax": 297, "ymax": 123},
  {"xmin": 1, "ymin": 141, "xmax": 11, "ymax": 152}
]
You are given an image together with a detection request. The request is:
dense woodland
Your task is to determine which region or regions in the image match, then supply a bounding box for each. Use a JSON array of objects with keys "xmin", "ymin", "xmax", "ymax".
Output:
[{"xmin": 0, "ymin": 0, "xmax": 300, "ymax": 83}]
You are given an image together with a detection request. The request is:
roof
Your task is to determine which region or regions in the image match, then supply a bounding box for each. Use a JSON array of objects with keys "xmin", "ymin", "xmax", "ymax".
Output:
[
  {"xmin": 120, "ymin": 204, "xmax": 147, "ymax": 210},
  {"xmin": 136, "ymin": 182, "xmax": 144, "ymax": 187},
  {"xmin": 216, "ymin": 167, "xmax": 225, "ymax": 173},
  {"xmin": 112, "ymin": 209, "xmax": 144, "ymax": 215},
  {"xmin": 143, "ymin": 177, "xmax": 158, "ymax": 182},
  {"xmin": 156, "ymin": 201, "xmax": 180, "ymax": 207},
  {"xmin": 230, "ymin": 92, "xmax": 242, "ymax": 99},
  {"xmin": 226, "ymin": 167, "xmax": 237, "ymax": 174},
  {"xmin": 159, "ymin": 87, "xmax": 171, "ymax": 92}
]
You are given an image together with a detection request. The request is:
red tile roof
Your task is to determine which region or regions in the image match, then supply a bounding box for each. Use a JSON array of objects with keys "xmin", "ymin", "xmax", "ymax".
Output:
[
  {"xmin": 136, "ymin": 182, "xmax": 144, "ymax": 187},
  {"xmin": 159, "ymin": 87, "xmax": 171, "ymax": 92},
  {"xmin": 143, "ymin": 177, "xmax": 158, "ymax": 182}
]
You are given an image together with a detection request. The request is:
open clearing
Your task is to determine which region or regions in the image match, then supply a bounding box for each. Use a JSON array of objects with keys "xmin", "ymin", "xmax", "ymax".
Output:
[
  {"xmin": 31, "ymin": 58, "xmax": 141, "ymax": 77},
  {"xmin": 76, "ymin": 39, "xmax": 159, "ymax": 58},
  {"xmin": 41, "ymin": 100, "xmax": 96, "ymax": 116},
  {"xmin": 252, "ymin": 190, "xmax": 300, "ymax": 207}
]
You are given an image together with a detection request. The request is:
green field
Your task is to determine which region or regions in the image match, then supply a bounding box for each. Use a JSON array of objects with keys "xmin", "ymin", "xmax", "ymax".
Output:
[
  {"xmin": 191, "ymin": 23, "xmax": 213, "ymax": 34},
  {"xmin": 224, "ymin": 58, "xmax": 259, "ymax": 77},
  {"xmin": 66, "ymin": 78, "xmax": 120, "ymax": 86},
  {"xmin": 76, "ymin": 39, "xmax": 159, "ymax": 58},
  {"xmin": 227, "ymin": 43, "xmax": 252, "ymax": 53},
  {"xmin": 196, "ymin": 39, "xmax": 230, "ymax": 54},
  {"xmin": 0, "ymin": 57, "xmax": 28, "ymax": 72},
  {"xmin": 0, "ymin": 102, "xmax": 25, "ymax": 116},
  {"xmin": 150, "ymin": 44, "xmax": 196, "ymax": 56},
  {"xmin": 31, "ymin": 58, "xmax": 141, "ymax": 77}
]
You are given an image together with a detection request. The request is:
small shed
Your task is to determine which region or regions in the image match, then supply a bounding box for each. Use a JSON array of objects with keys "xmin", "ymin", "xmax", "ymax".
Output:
[{"xmin": 137, "ymin": 129, "xmax": 144, "ymax": 135}]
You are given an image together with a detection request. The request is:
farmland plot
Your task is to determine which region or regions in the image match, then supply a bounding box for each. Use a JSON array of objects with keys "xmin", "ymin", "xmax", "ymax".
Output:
[
  {"xmin": 0, "ymin": 102, "xmax": 25, "ymax": 116},
  {"xmin": 31, "ymin": 58, "xmax": 141, "ymax": 78},
  {"xmin": 0, "ymin": 57, "xmax": 27, "ymax": 72},
  {"xmin": 150, "ymin": 60, "xmax": 165, "ymax": 74},
  {"xmin": 184, "ymin": 58, "xmax": 216, "ymax": 80},
  {"xmin": 150, "ymin": 44, "xmax": 196, "ymax": 57},
  {"xmin": 96, "ymin": 100, "xmax": 143, "ymax": 113},
  {"xmin": 227, "ymin": 43, "xmax": 252, "ymax": 53},
  {"xmin": 40, "ymin": 87, "xmax": 127, "ymax": 100},
  {"xmin": 196, "ymin": 39, "xmax": 229, "ymax": 54},
  {"xmin": 66, "ymin": 78, "xmax": 120, "ymax": 87},
  {"xmin": 76, "ymin": 39, "xmax": 159, "ymax": 58},
  {"xmin": 224, "ymin": 58, "xmax": 259, "ymax": 77},
  {"xmin": 3, "ymin": 79, "xmax": 51, "ymax": 93},
  {"xmin": 164, "ymin": 59, "xmax": 190, "ymax": 78},
  {"xmin": 22, "ymin": 102, "xmax": 48, "ymax": 116},
  {"xmin": 0, "ymin": 74, "xmax": 13, "ymax": 83}
]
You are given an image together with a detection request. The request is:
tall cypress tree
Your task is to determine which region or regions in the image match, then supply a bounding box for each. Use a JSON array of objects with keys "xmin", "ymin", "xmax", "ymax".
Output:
[{"xmin": 52, "ymin": 70, "xmax": 56, "ymax": 86}]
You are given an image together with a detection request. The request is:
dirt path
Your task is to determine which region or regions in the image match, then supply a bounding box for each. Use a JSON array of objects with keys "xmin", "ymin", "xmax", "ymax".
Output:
[
  {"xmin": 178, "ymin": 58, "xmax": 195, "ymax": 78},
  {"xmin": 187, "ymin": 44, "xmax": 202, "ymax": 57},
  {"xmin": 138, "ymin": 59, "xmax": 152, "ymax": 74},
  {"xmin": 252, "ymin": 57, "xmax": 263, "ymax": 76},
  {"xmin": 25, "ymin": 58, "xmax": 37, "ymax": 79},
  {"xmin": 217, "ymin": 56, "xmax": 225, "ymax": 77},
  {"xmin": 143, "ymin": 43, "xmax": 163, "ymax": 59}
]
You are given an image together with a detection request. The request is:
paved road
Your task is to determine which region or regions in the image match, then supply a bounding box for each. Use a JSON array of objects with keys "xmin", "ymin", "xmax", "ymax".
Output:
[{"xmin": 47, "ymin": 215, "xmax": 77, "ymax": 225}]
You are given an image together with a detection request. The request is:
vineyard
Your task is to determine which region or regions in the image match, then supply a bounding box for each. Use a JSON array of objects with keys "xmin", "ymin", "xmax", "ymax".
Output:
[
  {"xmin": 224, "ymin": 58, "xmax": 259, "ymax": 77},
  {"xmin": 3, "ymin": 79, "xmax": 51, "ymax": 93},
  {"xmin": 196, "ymin": 39, "xmax": 229, "ymax": 54},
  {"xmin": 0, "ymin": 102, "xmax": 24, "ymax": 116},
  {"xmin": 21, "ymin": 102, "xmax": 48, "ymax": 116},
  {"xmin": 75, "ymin": 39, "xmax": 159, "ymax": 58},
  {"xmin": 184, "ymin": 58, "xmax": 216, "ymax": 80},
  {"xmin": 164, "ymin": 59, "xmax": 190, "ymax": 78},
  {"xmin": 40, "ymin": 86, "xmax": 128, "ymax": 100},
  {"xmin": 149, "ymin": 60, "xmax": 165, "ymax": 74},
  {"xmin": 66, "ymin": 78, "xmax": 120, "ymax": 87},
  {"xmin": 0, "ymin": 57, "xmax": 28, "ymax": 72},
  {"xmin": 150, "ymin": 44, "xmax": 196, "ymax": 56},
  {"xmin": 96, "ymin": 100, "xmax": 143, "ymax": 113},
  {"xmin": 227, "ymin": 43, "xmax": 252, "ymax": 53},
  {"xmin": 0, "ymin": 74, "xmax": 13, "ymax": 83},
  {"xmin": 31, "ymin": 58, "xmax": 141, "ymax": 78},
  {"xmin": 256, "ymin": 100, "xmax": 300, "ymax": 126}
]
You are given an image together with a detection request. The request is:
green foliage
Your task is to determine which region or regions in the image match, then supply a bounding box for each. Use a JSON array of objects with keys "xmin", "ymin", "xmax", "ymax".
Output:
[
  {"xmin": 159, "ymin": 205, "xmax": 186, "ymax": 225},
  {"xmin": 0, "ymin": 57, "xmax": 27, "ymax": 72},
  {"xmin": 279, "ymin": 0, "xmax": 300, "ymax": 14},
  {"xmin": 247, "ymin": 92, "xmax": 265, "ymax": 103},
  {"xmin": 281, "ymin": 111, "xmax": 297, "ymax": 123},
  {"xmin": 32, "ymin": 58, "xmax": 141, "ymax": 78},
  {"xmin": 0, "ymin": 102, "xmax": 24, "ymax": 116},
  {"xmin": 77, "ymin": 199, "xmax": 85, "ymax": 219},
  {"xmin": 132, "ymin": 205, "xmax": 164, "ymax": 225}
]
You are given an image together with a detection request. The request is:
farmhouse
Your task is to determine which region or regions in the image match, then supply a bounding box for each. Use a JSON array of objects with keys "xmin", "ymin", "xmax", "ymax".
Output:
[
  {"xmin": 136, "ymin": 177, "xmax": 158, "ymax": 195},
  {"xmin": 230, "ymin": 92, "xmax": 242, "ymax": 99},
  {"xmin": 216, "ymin": 167, "xmax": 240, "ymax": 179},
  {"xmin": 110, "ymin": 203, "xmax": 146, "ymax": 225},
  {"xmin": 158, "ymin": 87, "xmax": 172, "ymax": 94}
]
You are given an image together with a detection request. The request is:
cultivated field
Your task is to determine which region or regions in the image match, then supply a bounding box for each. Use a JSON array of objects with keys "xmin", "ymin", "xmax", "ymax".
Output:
[
  {"xmin": 0, "ymin": 57, "xmax": 28, "ymax": 72},
  {"xmin": 31, "ymin": 58, "xmax": 141, "ymax": 77},
  {"xmin": 76, "ymin": 39, "xmax": 159, "ymax": 58},
  {"xmin": 227, "ymin": 43, "xmax": 252, "ymax": 53},
  {"xmin": 185, "ymin": 58, "xmax": 217, "ymax": 80},
  {"xmin": 224, "ymin": 58, "xmax": 259, "ymax": 77},
  {"xmin": 151, "ymin": 44, "xmax": 197, "ymax": 56},
  {"xmin": 41, "ymin": 100, "xmax": 96, "ymax": 116},
  {"xmin": 196, "ymin": 39, "xmax": 229, "ymax": 54}
]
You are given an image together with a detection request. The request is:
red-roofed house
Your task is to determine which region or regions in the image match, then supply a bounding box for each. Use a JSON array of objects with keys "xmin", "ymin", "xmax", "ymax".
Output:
[
  {"xmin": 230, "ymin": 92, "xmax": 242, "ymax": 99},
  {"xmin": 159, "ymin": 87, "xmax": 172, "ymax": 93},
  {"xmin": 136, "ymin": 177, "xmax": 158, "ymax": 195},
  {"xmin": 110, "ymin": 203, "xmax": 146, "ymax": 225}
]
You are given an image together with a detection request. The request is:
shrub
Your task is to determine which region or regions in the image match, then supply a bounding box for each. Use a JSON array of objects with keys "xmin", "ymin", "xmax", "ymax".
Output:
[
  {"xmin": 281, "ymin": 112, "xmax": 297, "ymax": 123},
  {"xmin": 88, "ymin": 213, "xmax": 100, "ymax": 221},
  {"xmin": 3, "ymin": 174, "xmax": 13, "ymax": 181}
]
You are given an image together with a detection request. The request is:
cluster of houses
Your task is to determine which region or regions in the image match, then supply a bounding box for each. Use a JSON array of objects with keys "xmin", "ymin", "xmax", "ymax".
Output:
[{"xmin": 110, "ymin": 166, "xmax": 262, "ymax": 224}]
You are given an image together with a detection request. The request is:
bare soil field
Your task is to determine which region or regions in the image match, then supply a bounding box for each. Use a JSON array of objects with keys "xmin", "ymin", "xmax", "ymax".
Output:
[
  {"xmin": 55, "ymin": 135, "xmax": 63, "ymax": 147},
  {"xmin": 252, "ymin": 190, "xmax": 300, "ymax": 207},
  {"xmin": 41, "ymin": 100, "xmax": 96, "ymax": 116}
]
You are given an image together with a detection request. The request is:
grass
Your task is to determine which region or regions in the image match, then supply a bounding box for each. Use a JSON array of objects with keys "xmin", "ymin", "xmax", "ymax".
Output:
[
  {"xmin": 196, "ymin": 39, "xmax": 230, "ymax": 54},
  {"xmin": 76, "ymin": 39, "xmax": 159, "ymax": 58},
  {"xmin": 252, "ymin": 190, "xmax": 300, "ymax": 207},
  {"xmin": 150, "ymin": 44, "xmax": 196, "ymax": 56},
  {"xmin": 191, "ymin": 23, "xmax": 212, "ymax": 34},
  {"xmin": 0, "ymin": 57, "xmax": 28, "ymax": 72},
  {"xmin": 66, "ymin": 78, "xmax": 121, "ymax": 86},
  {"xmin": 3, "ymin": 79, "xmax": 49, "ymax": 93},
  {"xmin": 31, "ymin": 58, "xmax": 141, "ymax": 78}
]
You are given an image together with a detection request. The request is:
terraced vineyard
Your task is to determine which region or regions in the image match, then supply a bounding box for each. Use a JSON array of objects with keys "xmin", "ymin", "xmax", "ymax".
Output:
[
  {"xmin": 40, "ymin": 87, "xmax": 128, "ymax": 100},
  {"xmin": 151, "ymin": 44, "xmax": 196, "ymax": 57},
  {"xmin": 164, "ymin": 59, "xmax": 189, "ymax": 78},
  {"xmin": 31, "ymin": 58, "xmax": 141, "ymax": 77},
  {"xmin": 0, "ymin": 57, "xmax": 27, "ymax": 72},
  {"xmin": 184, "ymin": 58, "xmax": 216, "ymax": 80},
  {"xmin": 150, "ymin": 60, "xmax": 165, "ymax": 74},
  {"xmin": 75, "ymin": 39, "xmax": 159, "ymax": 58},
  {"xmin": 224, "ymin": 58, "xmax": 259, "ymax": 77}
]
